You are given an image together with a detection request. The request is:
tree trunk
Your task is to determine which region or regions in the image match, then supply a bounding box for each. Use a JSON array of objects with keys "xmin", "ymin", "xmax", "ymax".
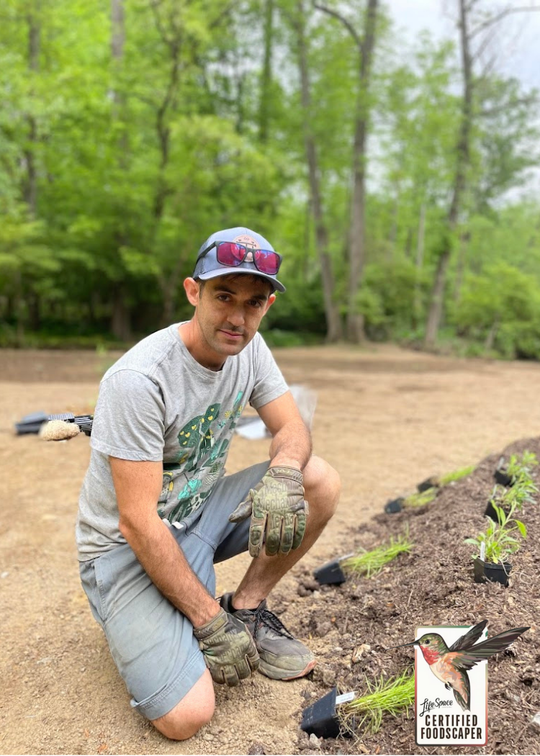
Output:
[
  {"xmin": 111, "ymin": 0, "xmax": 128, "ymax": 157},
  {"xmin": 258, "ymin": 0, "xmax": 274, "ymax": 144},
  {"xmin": 346, "ymin": 0, "xmax": 379, "ymax": 343},
  {"xmin": 424, "ymin": 0, "xmax": 472, "ymax": 348},
  {"xmin": 295, "ymin": 0, "xmax": 342, "ymax": 342},
  {"xmin": 388, "ymin": 188, "xmax": 399, "ymax": 257},
  {"xmin": 14, "ymin": 271, "xmax": 26, "ymax": 346},
  {"xmin": 454, "ymin": 230, "xmax": 470, "ymax": 303},
  {"xmin": 158, "ymin": 255, "xmax": 186, "ymax": 327},
  {"xmin": 28, "ymin": 293, "xmax": 41, "ymax": 331},
  {"xmin": 24, "ymin": 5, "xmax": 40, "ymax": 218},
  {"xmin": 413, "ymin": 203, "xmax": 426, "ymax": 326},
  {"xmin": 314, "ymin": 0, "xmax": 379, "ymax": 342},
  {"xmin": 109, "ymin": 0, "xmax": 132, "ymax": 337},
  {"xmin": 484, "ymin": 316, "xmax": 499, "ymax": 351},
  {"xmin": 111, "ymin": 286, "xmax": 131, "ymax": 341}
]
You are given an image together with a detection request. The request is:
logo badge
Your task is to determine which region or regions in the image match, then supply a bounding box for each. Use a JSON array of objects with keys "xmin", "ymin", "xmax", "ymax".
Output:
[{"xmin": 414, "ymin": 624, "xmax": 488, "ymax": 746}]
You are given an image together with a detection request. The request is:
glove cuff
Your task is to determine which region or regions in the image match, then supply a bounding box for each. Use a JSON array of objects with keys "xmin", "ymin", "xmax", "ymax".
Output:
[
  {"xmin": 267, "ymin": 466, "xmax": 303, "ymax": 485},
  {"xmin": 193, "ymin": 608, "xmax": 228, "ymax": 640}
]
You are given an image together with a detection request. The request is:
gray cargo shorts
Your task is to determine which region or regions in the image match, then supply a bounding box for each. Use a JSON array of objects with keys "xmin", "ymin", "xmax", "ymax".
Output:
[{"xmin": 79, "ymin": 460, "xmax": 268, "ymax": 721}]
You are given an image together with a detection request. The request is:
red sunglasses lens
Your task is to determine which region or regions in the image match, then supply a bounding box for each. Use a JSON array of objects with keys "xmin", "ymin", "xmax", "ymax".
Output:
[
  {"xmin": 216, "ymin": 242, "xmax": 245, "ymax": 266},
  {"xmin": 254, "ymin": 250, "xmax": 280, "ymax": 274}
]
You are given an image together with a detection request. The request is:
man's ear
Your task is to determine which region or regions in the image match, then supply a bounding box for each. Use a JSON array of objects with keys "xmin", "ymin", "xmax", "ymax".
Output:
[
  {"xmin": 184, "ymin": 277, "xmax": 201, "ymax": 306},
  {"xmin": 264, "ymin": 292, "xmax": 277, "ymax": 314}
]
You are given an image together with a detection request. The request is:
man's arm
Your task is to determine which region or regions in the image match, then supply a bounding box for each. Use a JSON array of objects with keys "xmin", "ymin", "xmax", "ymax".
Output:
[
  {"xmin": 229, "ymin": 391, "xmax": 311, "ymax": 556},
  {"xmin": 110, "ymin": 457, "xmax": 220, "ymax": 628},
  {"xmin": 257, "ymin": 390, "xmax": 312, "ymax": 470}
]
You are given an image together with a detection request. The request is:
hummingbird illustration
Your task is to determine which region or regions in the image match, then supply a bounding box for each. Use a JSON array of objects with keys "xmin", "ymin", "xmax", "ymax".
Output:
[{"xmin": 393, "ymin": 620, "xmax": 528, "ymax": 710}]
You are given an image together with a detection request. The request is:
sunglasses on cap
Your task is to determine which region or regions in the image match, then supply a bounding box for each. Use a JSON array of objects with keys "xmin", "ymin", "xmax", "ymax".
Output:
[{"xmin": 198, "ymin": 241, "xmax": 282, "ymax": 275}]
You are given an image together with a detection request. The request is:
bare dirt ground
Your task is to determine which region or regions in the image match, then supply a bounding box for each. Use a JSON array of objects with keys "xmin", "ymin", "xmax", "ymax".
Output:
[{"xmin": 2, "ymin": 343, "xmax": 540, "ymax": 755}]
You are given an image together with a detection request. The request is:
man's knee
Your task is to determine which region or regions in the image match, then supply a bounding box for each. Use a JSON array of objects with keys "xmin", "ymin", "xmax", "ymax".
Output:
[
  {"xmin": 151, "ymin": 669, "xmax": 215, "ymax": 741},
  {"xmin": 303, "ymin": 455, "xmax": 341, "ymax": 521}
]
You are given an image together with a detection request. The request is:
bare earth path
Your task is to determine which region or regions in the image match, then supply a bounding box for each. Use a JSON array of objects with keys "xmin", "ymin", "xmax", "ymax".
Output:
[{"xmin": 1, "ymin": 344, "xmax": 540, "ymax": 755}]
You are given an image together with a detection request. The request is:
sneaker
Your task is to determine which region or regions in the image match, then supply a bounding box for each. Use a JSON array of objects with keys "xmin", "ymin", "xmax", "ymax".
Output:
[{"xmin": 220, "ymin": 593, "xmax": 316, "ymax": 681}]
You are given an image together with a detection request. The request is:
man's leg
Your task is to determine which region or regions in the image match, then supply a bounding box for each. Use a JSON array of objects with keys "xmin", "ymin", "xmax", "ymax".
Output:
[
  {"xmin": 214, "ymin": 455, "xmax": 340, "ymax": 680},
  {"xmin": 149, "ymin": 453, "xmax": 341, "ymax": 731},
  {"xmin": 150, "ymin": 670, "xmax": 214, "ymax": 740},
  {"xmin": 231, "ymin": 455, "xmax": 341, "ymax": 608},
  {"xmin": 80, "ymin": 536, "xmax": 217, "ymax": 741}
]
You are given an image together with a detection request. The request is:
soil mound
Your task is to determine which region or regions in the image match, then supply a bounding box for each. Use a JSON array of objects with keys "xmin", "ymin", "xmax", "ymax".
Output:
[{"xmin": 289, "ymin": 437, "xmax": 540, "ymax": 755}]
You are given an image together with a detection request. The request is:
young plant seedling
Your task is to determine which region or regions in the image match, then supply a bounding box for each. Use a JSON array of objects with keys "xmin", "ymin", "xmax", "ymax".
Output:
[
  {"xmin": 495, "ymin": 450, "xmax": 538, "ymax": 487},
  {"xmin": 417, "ymin": 465, "xmax": 475, "ymax": 492},
  {"xmin": 507, "ymin": 450, "xmax": 538, "ymax": 481},
  {"xmin": 404, "ymin": 488, "xmax": 438, "ymax": 508},
  {"xmin": 465, "ymin": 508, "xmax": 527, "ymax": 565},
  {"xmin": 339, "ymin": 671, "xmax": 415, "ymax": 735},
  {"xmin": 439, "ymin": 465, "xmax": 476, "ymax": 486},
  {"xmin": 341, "ymin": 532, "xmax": 413, "ymax": 578}
]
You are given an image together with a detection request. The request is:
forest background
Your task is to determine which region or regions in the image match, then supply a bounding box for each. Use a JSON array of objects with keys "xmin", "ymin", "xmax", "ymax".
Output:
[{"xmin": 2, "ymin": 0, "xmax": 540, "ymax": 359}]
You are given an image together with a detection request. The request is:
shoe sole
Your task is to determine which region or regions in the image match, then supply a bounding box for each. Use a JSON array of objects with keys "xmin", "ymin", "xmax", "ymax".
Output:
[{"xmin": 258, "ymin": 657, "xmax": 317, "ymax": 681}]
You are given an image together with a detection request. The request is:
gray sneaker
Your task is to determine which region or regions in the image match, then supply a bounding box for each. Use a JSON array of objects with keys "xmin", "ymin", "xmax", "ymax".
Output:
[{"xmin": 220, "ymin": 593, "xmax": 316, "ymax": 681}]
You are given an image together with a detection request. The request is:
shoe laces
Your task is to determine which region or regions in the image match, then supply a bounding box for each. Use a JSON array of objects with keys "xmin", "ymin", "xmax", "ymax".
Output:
[{"xmin": 253, "ymin": 605, "xmax": 295, "ymax": 640}]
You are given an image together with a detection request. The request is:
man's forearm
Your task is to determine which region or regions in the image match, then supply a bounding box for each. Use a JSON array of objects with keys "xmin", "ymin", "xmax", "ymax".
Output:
[
  {"xmin": 268, "ymin": 417, "xmax": 312, "ymax": 470},
  {"xmin": 120, "ymin": 515, "xmax": 220, "ymax": 627}
]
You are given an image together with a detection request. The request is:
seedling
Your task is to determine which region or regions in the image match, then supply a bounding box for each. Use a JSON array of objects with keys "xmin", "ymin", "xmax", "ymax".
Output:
[
  {"xmin": 417, "ymin": 465, "xmax": 475, "ymax": 492},
  {"xmin": 339, "ymin": 671, "xmax": 415, "ymax": 735},
  {"xmin": 506, "ymin": 451, "xmax": 538, "ymax": 482},
  {"xmin": 465, "ymin": 509, "xmax": 527, "ymax": 565},
  {"xmin": 341, "ymin": 532, "xmax": 413, "ymax": 577},
  {"xmin": 496, "ymin": 451, "xmax": 538, "ymax": 488},
  {"xmin": 486, "ymin": 456, "xmax": 538, "ymax": 522},
  {"xmin": 492, "ymin": 480, "xmax": 536, "ymax": 514},
  {"xmin": 404, "ymin": 488, "xmax": 437, "ymax": 508},
  {"xmin": 439, "ymin": 465, "xmax": 475, "ymax": 485}
]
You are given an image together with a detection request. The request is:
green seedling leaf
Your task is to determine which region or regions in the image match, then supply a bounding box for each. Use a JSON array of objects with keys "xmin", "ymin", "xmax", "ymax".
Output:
[
  {"xmin": 404, "ymin": 488, "xmax": 437, "ymax": 507},
  {"xmin": 340, "ymin": 672, "xmax": 415, "ymax": 735},
  {"xmin": 439, "ymin": 465, "xmax": 475, "ymax": 485},
  {"xmin": 341, "ymin": 532, "xmax": 413, "ymax": 578}
]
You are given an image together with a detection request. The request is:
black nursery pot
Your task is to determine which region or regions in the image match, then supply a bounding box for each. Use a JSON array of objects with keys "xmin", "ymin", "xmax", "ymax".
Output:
[
  {"xmin": 384, "ymin": 497, "xmax": 404, "ymax": 514},
  {"xmin": 484, "ymin": 500, "xmax": 509, "ymax": 522},
  {"xmin": 473, "ymin": 557, "xmax": 512, "ymax": 586},
  {"xmin": 313, "ymin": 558, "xmax": 347, "ymax": 586},
  {"xmin": 494, "ymin": 468, "xmax": 514, "ymax": 487},
  {"xmin": 301, "ymin": 688, "xmax": 354, "ymax": 739},
  {"xmin": 417, "ymin": 476, "xmax": 438, "ymax": 493},
  {"xmin": 301, "ymin": 688, "xmax": 340, "ymax": 738}
]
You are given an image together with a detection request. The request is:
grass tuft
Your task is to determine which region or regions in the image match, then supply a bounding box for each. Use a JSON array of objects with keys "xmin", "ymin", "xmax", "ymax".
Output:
[
  {"xmin": 404, "ymin": 487, "xmax": 438, "ymax": 507},
  {"xmin": 340, "ymin": 671, "xmax": 415, "ymax": 735},
  {"xmin": 439, "ymin": 465, "xmax": 476, "ymax": 485},
  {"xmin": 341, "ymin": 532, "xmax": 413, "ymax": 577}
]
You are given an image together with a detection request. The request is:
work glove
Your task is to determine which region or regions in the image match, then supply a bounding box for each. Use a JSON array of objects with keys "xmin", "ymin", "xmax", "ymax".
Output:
[
  {"xmin": 229, "ymin": 466, "xmax": 308, "ymax": 558},
  {"xmin": 193, "ymin": 608, "xmax": 259, "ymax": 686}
]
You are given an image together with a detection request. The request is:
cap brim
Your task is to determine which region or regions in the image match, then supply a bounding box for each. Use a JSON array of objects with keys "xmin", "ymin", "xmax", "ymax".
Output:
[{"xmin": 198, "ymin": 267, "xmax": 286, "ymax": 293}]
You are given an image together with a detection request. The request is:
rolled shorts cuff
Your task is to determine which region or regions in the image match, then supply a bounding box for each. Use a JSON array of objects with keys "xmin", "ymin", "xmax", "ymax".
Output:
[{"xmin": 130, "ymin": 647, "xmax": 207, "ymax": 721}]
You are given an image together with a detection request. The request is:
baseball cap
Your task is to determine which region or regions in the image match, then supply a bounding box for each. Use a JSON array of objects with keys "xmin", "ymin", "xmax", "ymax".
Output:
[{"xmin": 192, "ymin": 227, "xmax": 286, "ymax": 293}]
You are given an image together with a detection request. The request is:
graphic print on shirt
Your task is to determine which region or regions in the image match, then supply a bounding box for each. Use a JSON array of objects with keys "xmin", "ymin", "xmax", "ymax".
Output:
[{"xmin": 158, "ymin": 391, "xmax": 245, "ymax": 523}]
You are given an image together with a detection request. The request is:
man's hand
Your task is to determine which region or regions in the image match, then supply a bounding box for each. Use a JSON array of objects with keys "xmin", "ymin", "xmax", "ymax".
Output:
[
  {"xmin": 193, "ymin": 608, "xmax": 259, "ymax": 686},
  {"xmin": 229, "ymin": 466, "xmax": 308, "ymax": 557}
]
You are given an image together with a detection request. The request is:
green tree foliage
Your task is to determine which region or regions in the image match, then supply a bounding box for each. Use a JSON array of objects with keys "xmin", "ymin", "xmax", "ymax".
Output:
[{"xmin": 0, "ymin": 0, "xmax": 540, "ymax": 358}]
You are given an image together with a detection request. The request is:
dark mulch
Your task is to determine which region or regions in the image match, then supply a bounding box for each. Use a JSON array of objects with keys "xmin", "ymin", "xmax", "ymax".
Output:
[{"xmin": 290, "ymin": 437, "xmax": 540, "ymax": 755}]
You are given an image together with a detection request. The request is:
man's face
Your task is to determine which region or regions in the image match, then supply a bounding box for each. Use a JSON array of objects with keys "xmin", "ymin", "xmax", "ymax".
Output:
[{"xmin": 191, "ymin": 274, "xmax": 275, "ymax": 361}]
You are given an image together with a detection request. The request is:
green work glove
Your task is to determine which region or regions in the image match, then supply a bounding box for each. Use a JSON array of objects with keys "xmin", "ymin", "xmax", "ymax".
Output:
[
  {"xmin": 193, "ymin": 608, "xmax": 259, "ymax": 686},
  {"xmin": 229, "ymin": 466, "xmax": 308, "ymax": 558}
]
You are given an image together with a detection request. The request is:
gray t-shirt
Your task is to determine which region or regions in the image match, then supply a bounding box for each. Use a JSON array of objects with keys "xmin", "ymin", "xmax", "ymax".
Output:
[{"xmin": 76, "ymin": 324, "xmax": 288, "ymax": 561}]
